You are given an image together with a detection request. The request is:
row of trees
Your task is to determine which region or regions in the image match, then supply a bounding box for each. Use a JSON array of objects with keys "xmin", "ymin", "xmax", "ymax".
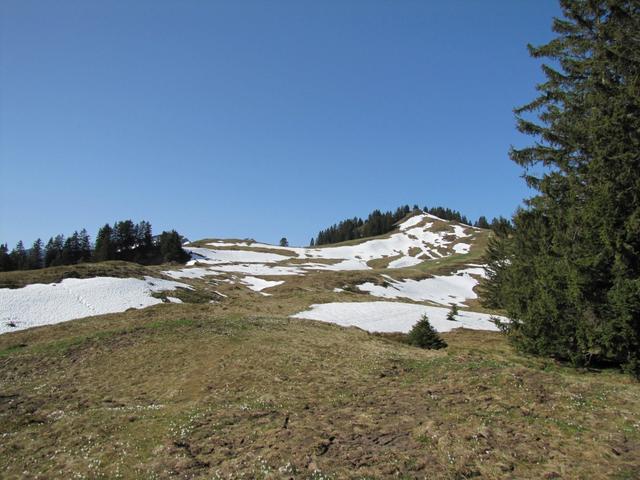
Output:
[
  {"xmin": 313, "ymin": 205, "xmax": 509, "ymax": 246},
  {"xmin": 0, "ymin": 220, "xmax": 190, "ymax": 272},
  {"xmin": 314, "ymin": 205, "xmax": 416, "ymax": 246},
  {"xmin": 481, "ymin": 1, "xmax": 639, "ymax": 376}
]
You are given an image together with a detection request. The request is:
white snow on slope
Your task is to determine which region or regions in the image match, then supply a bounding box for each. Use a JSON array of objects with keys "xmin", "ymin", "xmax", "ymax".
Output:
[
  {"xmin": 388, "ymin": 256, "xmax": 423, "ymax": 269},
  {"xmin": 453, "ymin": 243, "xmax": 471, "ymax": 254},
  {"xmin": 208, "ymin": 264, "xmax": 305, "ymax": 276},
  {"xmin": 163, "ymin": 267, "xmax": 221, "ymax": 279},
  {"xmin": 398, "ymin": 214, "xmax": 427, "ymax": 231},
  {"xmin": 240, "ymin": 276, "xmax": 284, "ymax": 296},
  {"xmin": 0, "ymin": 276, "xmax": 191, "ymax": 334},
  {"xmin": 165, "ymin": 263, "xmax": 304, "ymax": 279},
  {"xmin": 357, "ymin": 267, "xmax": 484, "ymax": 306},
  {"xmin": 187, "ymin": 247, "xmax": 290, "ymax": 265},
  {"xmin": 292, "ymin": 301, "xmax": 501, "ymax": 333},
  {"xmin": 453, "ymin": 226, "xmax": 470, "ymax": 238},
  {"xmin": 183, "ymin": 214, "xmax": 473, "ymax": 273}
]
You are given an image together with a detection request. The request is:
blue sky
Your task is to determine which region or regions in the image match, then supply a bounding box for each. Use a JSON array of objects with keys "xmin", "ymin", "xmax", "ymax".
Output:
[{"xmin": 0, "ymin": 0, "xmax": 561, "ymax": 247}]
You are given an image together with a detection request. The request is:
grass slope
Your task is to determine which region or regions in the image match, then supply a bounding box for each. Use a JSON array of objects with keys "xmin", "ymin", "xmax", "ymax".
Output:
[
  {"xmin": 0, "ymin": 261, "xmax": 165, "ymax": 289},
  {"xmin": 1, "ymin": 306, "xmax": 638, "ymax": 479}
]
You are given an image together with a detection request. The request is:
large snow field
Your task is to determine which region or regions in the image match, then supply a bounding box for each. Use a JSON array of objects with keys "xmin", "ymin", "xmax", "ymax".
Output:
[
  {"xmin": 357, "ymin": 267, "xmax": 485, "ymax": 306},
  {"xmin": 0, "ymin": 276, "xmax": 191, "ymax": 334},
  {"xmin": 292, "ymin": 301, "xmax": 502, "ymax": 333}
]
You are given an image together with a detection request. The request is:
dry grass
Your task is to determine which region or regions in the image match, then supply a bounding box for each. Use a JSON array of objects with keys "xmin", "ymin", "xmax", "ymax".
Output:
[
  {"xmin": 2, "ymin": 227, "xmax": 637, "ymax": 478},
  {"xmin": 1, "ymin": 306, "xmax": 638, "ymax": 479},
  {"xmin": 0, "ymin": 261, "xmax": 164, "ymax": 289}
]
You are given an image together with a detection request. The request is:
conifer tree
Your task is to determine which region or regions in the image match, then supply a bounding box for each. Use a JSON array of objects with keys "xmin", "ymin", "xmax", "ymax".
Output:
[
  {"xmin": 113, "ymin": 220, "xmax": 136, "ymax": 259},
  {"xmin": 279, "ymin": 237, "xmax": 289, "ymax": 247},
  {"xmin": 136, "ymin": 221, "xmax": 153, "ymax": 255},
  {"xmin": 487, "ymin": 1, "xmax": 640, "ymax": 375},
  {"xmin": 446, "ymin": 304, "xmax": 459, "ymax": 321},
  {"xmin": 94, "ymin": 224, "xmax": 114, "ymax": 262},
  {"xmin": 10, "ymin": 241, "xmax": 27, "ymax": 270},
  {"xmin": 78, "ymin": 229, "xmax": 92, "ymax": 262},
  {"xmin": 475, "ymin": 216, "xmax": 490, "ymax": 229},
  {"xmin": 45, "ymin": 235, "xmax": 65, "ymax": 267},
  {"xmin": 27, "ymin": 238, "xmax": 44, "ymax": 269},
  {"xmin": 159, "ymin": 230, "xmax": 189, "ymax": 263},
  {"xmin": 62, "ymin": 232, "xmax": 82, "ymax": 265},
  {"xmin": 407, "ymin": 314, "xmax": 447, "ymax": 349},
  {"xmin": 0, "ymin": 243, "xmax": 14, "ymax": 271}
]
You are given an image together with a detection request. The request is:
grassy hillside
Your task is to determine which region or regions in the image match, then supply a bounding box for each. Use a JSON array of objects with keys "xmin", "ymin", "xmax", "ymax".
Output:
[
  {"xmin": 0, "ymin": 261, "xmax": 162, "ymax": 289},
  {"xmin": 2, "ymin": 219, "xmax": 637, "ymax": 478},
  {"xmin": 1, "ymin": 306, "xmax": 638, "ymax": 479}
]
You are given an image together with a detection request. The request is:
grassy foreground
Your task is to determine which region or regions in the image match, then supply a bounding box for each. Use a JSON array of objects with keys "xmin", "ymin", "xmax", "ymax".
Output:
[{"xmin": 1, "ymin": 306, "xmax": 638, "ymax": 479}]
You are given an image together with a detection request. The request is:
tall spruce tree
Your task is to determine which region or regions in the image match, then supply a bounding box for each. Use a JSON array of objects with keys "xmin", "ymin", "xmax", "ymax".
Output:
[
  {"xmin": 27, "ymin": 238, "xmax": 44, "ymax": 269},
  {"xmin": 489, "ymin": 1, "xmax": 640, "ymax": 375},
  {"xmin": 113, "ymin": 220, "xmax": 136, "ymax": 260},
  {"xmin": 94, "ymin": 224, "xmax": 114, "ymax": 262},
  {"xmin": 0, "ymin": 243, "xmax": 14, "ymax": 271},
  {"xmin": 475, "ymin": 216, "xmax": 490, "ymax": 229},
  {"xmin": 78, "ymin": 229, "xmax": 92, "ymax": 263},
  {"xmin": 10, "ymin": 241, "xmax": 27, "ymax": 270},
  {"xmin": 44, "ymin": 235, "xmax": 65, "ymax": 267},
  {"xmin": 62, "ymin": 232, "xmax": 82, "ymax": 265},
  {"xmin": 159, "ymin": 230, "xmax": 189, "ymax": 263}
]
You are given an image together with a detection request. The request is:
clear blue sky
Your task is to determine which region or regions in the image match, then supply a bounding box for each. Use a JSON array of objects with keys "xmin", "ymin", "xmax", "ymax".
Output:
[{"xmin": 0, "ymin": 0, "xmax": 561, "ymax": 247}]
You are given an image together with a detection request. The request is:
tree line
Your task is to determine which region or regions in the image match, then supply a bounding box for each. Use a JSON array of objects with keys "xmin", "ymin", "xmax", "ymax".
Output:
[
  {"xmin": 312, "ymin": 205, "xmax": 509, "ymax": 246},
  {"xmin": 481, "ymin": 1, "xmax": 639, "ymax": 376},
  {"xmin": 0, "ymin": 220, "xmax": 190, "ymax": 272}
]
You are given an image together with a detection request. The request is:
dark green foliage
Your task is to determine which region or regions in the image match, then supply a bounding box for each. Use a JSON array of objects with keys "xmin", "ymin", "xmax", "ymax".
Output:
[
  {"xmin": 313, "ymin": 204, "xmax": 498, "ymax": 245},
  {"xmin": 474, "ymin": 216, "xmax": 490, "ymax": 229},
  {"xmin": 113, "ymin": 220, "xmax": 137, "ymax": 261},
  {"xmin": 27, "ymin": 239, "xmax": 43, "ymax": 270},
  {"xmin": 279, "ymin": 237, "xmax": 289, "ymax": 247},
  {"xmin": 61, "ymin": 231, "xmax": 82, "ymax": 265},
  {"xmin": 159, "ymin": 230, "xmax": 190, "ymax": 263},
  {"xmin": 486, "ymin": 1, "xmax": 640, "ymax": 375},
  {"xmin": 10, "ymin": 241, "xmax": 27, "ymax": 270},
  {"xmin": 423, "ymin": 206, "xmax": 470, "ymax": 225},
  {"xmin": 0, "ymin": 243, "xmax": 14, "ymax": 272},
  {"xmin": 78, "ymin": 229, "xmax": 92, "ymax": 263},
  {"xmin": 4, "ymin": 220, "xmax": 190, "ymax": 271},
  {"xmin": 314, "ymin": 205, "xmax": 413, "ymax": 245},
  {"xmin": 407, "ymin": 314, "xmax": 447, "ymax": 349},
  {"xmin": 93, "ymin": 225, "xmax": 114, "ymax": 262},
  {"xmin": 446, "ymin": 304, "xmax": 459, "ymax": 321},
  {"xmin": 44, "ymin": 235, "xmax": 65, "ymax": 268},
  {"xmin": 479, "ymin": 220, "xmax": 514, "ymax": 310}
]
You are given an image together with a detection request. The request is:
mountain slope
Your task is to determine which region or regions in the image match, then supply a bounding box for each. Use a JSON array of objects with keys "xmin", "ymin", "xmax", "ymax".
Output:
[
  {"xmin": 1, "ymin": 310, "xmax": 638, "ymax": 479},
  {"xmin": 1, "ymin": 213, "xmax": 639, "ymax": 478},
  {"xmin": 1, "ymin": 212, "xmax": 494, "ymax": 335}
]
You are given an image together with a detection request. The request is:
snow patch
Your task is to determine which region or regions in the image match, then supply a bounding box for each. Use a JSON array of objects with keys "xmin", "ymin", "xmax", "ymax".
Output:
[
  {"xmin": 453, "ymin": 243, "xmax": 471, "ymax": 254},
  {"xmin": 240, "ymin": 276, "xmax": 284, "ymax": 296},
  {"xmin": 388, "ymin": 256, "xmax": 423, "ymax": 269},
  {"xmin": 292, "ymin": 301, "xmax": 502, "ymax": 333},
  {"xmin": 187, "ymin": 247, "xmax": 290, "ymax": 265},
  {"xmin": 0, "ymin": 276, "xmax": 191, "ymax": 334},
  {"xmin": 398, "ymin": 214, "xmax": 426, "ymax": 231},
  {"xmin": 357, "ymin": 268, "xmax": 484, "ymax": 306}
]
